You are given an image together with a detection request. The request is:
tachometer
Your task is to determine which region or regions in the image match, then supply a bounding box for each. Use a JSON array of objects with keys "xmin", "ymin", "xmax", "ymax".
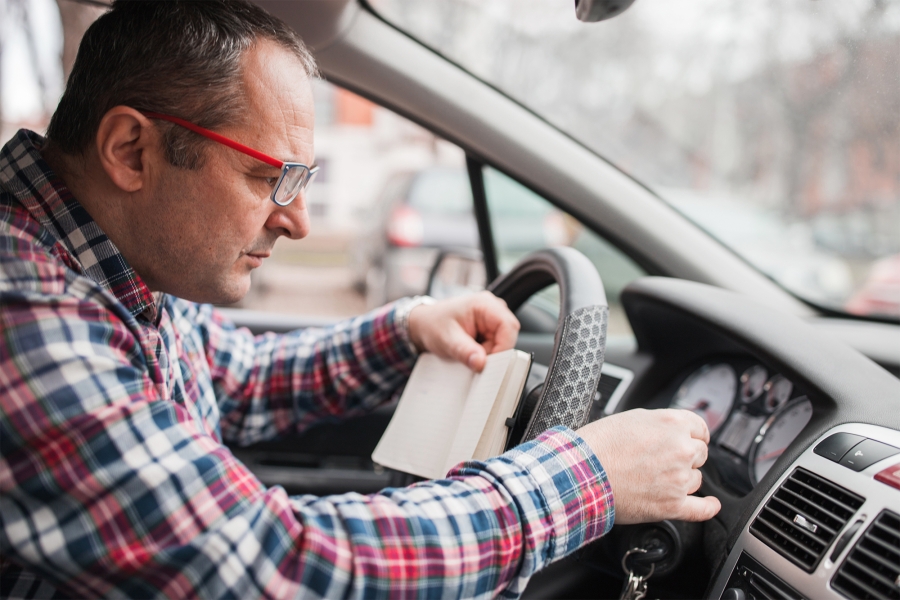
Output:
[
  {"xmin": 751, "ymin": 397, "xmax": 813, "ymax": 484},
  {"xmin": 763, "ymin": 375, "xmax": 793, "ymax": 412},
  {"xmin": 740, "ymin": 365, "xmax": 767, "ymax": 404},
  {"xmin": 670, "ymin": 364, "xmax": 737, "ymax": 435}
]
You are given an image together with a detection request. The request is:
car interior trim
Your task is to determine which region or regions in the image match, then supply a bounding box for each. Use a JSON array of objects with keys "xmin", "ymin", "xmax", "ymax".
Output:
[
  {"xmin": 599, "ymin": 362, "xmax": 635, "ymax": 416},
  {"xmin": 709, "ymin": 423, "xmax": 900, "ymax": 600}
]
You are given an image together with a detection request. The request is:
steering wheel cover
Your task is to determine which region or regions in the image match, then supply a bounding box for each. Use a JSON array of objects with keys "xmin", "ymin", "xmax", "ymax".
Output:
[{"xmin": 488, "ymin": 248, "xmax": 609, "ymax": 443}]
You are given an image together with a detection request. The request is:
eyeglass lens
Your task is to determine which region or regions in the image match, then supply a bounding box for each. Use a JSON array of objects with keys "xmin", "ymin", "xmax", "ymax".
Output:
[{"xmin": 273, "ymin": 165, "xmax": 316, "ymax": 206}]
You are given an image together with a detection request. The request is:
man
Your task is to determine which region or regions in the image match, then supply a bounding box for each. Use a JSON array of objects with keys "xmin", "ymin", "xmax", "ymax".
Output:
[{"xmin": 0, "ymin": 1, "xmax": 719, "ymax": 598}]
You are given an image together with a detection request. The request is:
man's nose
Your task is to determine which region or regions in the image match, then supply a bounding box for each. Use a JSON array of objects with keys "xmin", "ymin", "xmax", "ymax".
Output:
[{"xmin": 264, "ymin": 191, "xmax": 311, "ymax": 240}]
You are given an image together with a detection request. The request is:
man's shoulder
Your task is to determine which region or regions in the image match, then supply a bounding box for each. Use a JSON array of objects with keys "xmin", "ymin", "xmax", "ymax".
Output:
[
  {"xmin": 0, "ymin": 232, "xmax": 74, "ymax": 297},
  {"xmin": 0, "ymin": 187, "xmax": 72, "ymax": 295}
]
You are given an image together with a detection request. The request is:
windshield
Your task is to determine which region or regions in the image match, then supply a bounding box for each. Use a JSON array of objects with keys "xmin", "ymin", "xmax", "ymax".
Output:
[{"xmin": 370, "ymin": 0, "xmax": 900, "ymax": 319}]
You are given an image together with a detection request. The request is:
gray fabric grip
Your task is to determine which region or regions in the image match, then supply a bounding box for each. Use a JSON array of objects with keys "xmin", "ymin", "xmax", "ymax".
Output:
[{"xmin": 523, "ymin": 304, "xmax": 608, "ymax": 441}]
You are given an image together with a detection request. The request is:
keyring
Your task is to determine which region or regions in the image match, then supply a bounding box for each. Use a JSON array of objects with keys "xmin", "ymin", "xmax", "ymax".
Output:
[{"xmin": 621, "ymin": 547, "xmax": 656, "ymax": 580}]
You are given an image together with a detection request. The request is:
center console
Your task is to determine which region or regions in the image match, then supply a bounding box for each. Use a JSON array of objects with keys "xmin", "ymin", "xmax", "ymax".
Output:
[{"xmin": 709, "ymin": 423, "xmax": 900, "ymax": 600}]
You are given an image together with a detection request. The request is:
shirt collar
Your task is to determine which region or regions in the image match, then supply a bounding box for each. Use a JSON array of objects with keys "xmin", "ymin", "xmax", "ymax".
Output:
[{"xmin": 0, "ymin": 129, "xmax": 158, "ymax": 321}]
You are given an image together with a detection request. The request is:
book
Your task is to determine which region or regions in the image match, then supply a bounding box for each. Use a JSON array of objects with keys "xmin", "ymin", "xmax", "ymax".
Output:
[{"xmin": 372, "ymin": 349, "xmax": 533, "ymax": 480}]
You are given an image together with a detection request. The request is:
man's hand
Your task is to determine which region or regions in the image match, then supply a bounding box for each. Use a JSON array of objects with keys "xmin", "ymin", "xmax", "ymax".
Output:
[
  {"xmin": 577, "ymin": 408, "xmax": 721, "ymax": 524},
  {"xmin": 407, "ymin": 292, "xmax": 520, "ymax": 372}
]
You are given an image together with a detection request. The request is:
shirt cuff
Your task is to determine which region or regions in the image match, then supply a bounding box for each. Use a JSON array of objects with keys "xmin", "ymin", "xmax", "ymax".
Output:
[{"xmin": 451, "ymin": 426, "xmax": 615, "ymax": 569}]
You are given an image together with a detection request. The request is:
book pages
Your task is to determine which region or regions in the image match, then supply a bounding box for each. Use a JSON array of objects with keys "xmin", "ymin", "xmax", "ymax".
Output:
[
  {"xmin": 476, "ymin": 351, "xmax": 532, "ymax": 459},
  {"xmin": 442, "ymin": 350, "xmax": 519, "ymax": 473},
  {"xmin": 371, "ymin": 354, "xmax": 474, "ymax": 479},
  {"xmin": 372, "ymin": 349, "xmax": 532, "ymax": 480}
]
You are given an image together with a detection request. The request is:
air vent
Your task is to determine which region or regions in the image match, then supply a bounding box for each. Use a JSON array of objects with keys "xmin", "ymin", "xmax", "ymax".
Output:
[
  {"xmin": 750, "ymin": 468, "xmax": 865, "ymax": 572},
  {"xmin": 832, "ymin": 510, "xmax": 900, "ymax": 600},
  {"xmin": 726, "ymin": 552, "xmax": 805, "ymax": 600}
]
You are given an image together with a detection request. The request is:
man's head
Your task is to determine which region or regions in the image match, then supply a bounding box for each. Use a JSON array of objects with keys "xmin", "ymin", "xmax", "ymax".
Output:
[{"xmin": 45, "ymin": 0, "xmax": 318, "ymax": 304}]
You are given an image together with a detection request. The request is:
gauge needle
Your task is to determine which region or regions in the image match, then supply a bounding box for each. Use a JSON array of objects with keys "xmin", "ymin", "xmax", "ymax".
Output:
[
  {"xmin": 690, "ymin": 400, "xmax": 710, "ymax": 412},
  {"xmin": 756, "ymin": 448, "xmax": 786, "ymax": 462}
]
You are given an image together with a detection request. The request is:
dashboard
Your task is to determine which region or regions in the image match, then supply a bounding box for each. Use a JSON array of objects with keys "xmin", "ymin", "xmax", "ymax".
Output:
[
  {"xmin": 667, "ymin": 361, "xmax": 813, "ymax": 495},
  {"xmin": 602, "ymin": 277, "xmax": 900, "ymax": 600}
]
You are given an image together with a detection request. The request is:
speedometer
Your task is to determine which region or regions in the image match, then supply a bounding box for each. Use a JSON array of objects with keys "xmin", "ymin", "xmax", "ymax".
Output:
[
  {"xmin": 670, "ymin": 364, "xmax": 737, "ymax": 435},
  {"xmin": 751, "ymin": 397, "xmax": 813, "ymax": 484}
]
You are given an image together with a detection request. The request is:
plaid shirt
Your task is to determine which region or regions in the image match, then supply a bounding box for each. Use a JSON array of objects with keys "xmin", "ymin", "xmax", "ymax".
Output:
[{"xmin": 0, "ymin": 130, "xmax": 615, "ymax": 599}]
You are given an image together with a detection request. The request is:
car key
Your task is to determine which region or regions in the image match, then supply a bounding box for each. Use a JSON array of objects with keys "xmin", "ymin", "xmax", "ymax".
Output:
[{"xmin": 619, "ymin": 547, "xmax": 656, "ymax": 600}]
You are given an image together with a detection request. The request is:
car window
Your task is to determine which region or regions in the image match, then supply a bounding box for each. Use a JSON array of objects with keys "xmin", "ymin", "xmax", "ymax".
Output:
[
  {"xmin": 407, "ymin": 168, "xmax": 473, "ymax": 214},
  {"xmin": 483, "ymin": 166, "xmax": 645, "ymax": 337}
]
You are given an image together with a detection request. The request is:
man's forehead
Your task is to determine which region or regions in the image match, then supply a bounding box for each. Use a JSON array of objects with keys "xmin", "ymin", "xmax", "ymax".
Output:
[{"xmin": 231, "ymin": 40, "xmax": 315, "ymax": 162}]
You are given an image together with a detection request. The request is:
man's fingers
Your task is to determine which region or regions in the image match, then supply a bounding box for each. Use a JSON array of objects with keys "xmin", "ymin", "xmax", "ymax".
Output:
[
  {"xmin": 682, "ymin": 410, "xmax": 711, "ymax": 444},
  {"xmin": 691, "ymin": 439, "xmax": 709, "ymax": 469},
  {"xmin": 452, "ymin": 335, "xmax": 487, "ymax": 371},
  {"xmin": 677, "ymin": 495, "xmax": 721, "ymax": 522},
  {"xmin": 475, "ymin": 303, "xmax": 519, "ymax": 355},
  {"xmin": 688, "ymin": 468, "xmax": 703, "ymax": 494}
]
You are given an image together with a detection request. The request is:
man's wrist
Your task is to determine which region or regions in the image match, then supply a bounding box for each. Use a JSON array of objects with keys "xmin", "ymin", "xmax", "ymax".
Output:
[{"xmin": 394, "ymin": 295, "xmax": 436, "ymax": 354}]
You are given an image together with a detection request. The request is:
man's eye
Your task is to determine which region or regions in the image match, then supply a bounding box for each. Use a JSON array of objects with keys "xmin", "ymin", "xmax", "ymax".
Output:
[{"xmin": 265, "ymin": 177, "xmax": 278, "ymax": 187}]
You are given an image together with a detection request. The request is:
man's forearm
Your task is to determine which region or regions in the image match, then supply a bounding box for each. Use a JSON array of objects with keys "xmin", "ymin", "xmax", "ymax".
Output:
[{"xmin": 191, "ymin": 298, "xmax": 419, "ymax": 446}]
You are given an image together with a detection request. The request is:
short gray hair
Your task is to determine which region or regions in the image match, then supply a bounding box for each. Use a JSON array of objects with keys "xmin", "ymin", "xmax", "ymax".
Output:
[{"xmin": 46, "ymin": 0, "xmax": 318, "ymax": 169}]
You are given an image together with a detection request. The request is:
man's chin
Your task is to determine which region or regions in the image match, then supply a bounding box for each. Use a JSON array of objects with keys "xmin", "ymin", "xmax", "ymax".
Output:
[{"xmin": 163, "ymin": 273, "xmax": 252, "ymax": 306}]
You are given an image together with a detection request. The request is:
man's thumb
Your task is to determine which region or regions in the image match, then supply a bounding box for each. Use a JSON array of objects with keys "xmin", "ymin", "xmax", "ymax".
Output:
[{"xmin": 452, "ymin": 335, "xmax": 486, "ymax": 372}]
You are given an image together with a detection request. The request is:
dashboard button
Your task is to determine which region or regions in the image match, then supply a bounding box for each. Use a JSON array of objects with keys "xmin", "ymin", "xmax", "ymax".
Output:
[
  {"xmin": 874, "ymin": 463, "xmax": 900, "ymax": 491},
  {"xmin": 839, "ymin": 439, "xmax": 900, "ymax": 472},
  {"xmin": 814, "ymin": 433, "xmax": 865, "ymax": 462}
]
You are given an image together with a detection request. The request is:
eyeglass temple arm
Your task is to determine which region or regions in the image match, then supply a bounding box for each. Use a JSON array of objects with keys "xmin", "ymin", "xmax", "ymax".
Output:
[{"xmin": 141, "ymin": 111, "xmax": 284, "ymax": 169}]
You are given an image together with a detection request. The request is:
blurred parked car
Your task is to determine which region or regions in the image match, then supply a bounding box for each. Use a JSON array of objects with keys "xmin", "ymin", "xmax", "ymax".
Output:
[
  {"xmin": 351, "ymin": 166, "xmax": 570, "ymax": 307},
  {"xmin": 845, "ymin": 254, "xmax": 900, "ymax": 319}
]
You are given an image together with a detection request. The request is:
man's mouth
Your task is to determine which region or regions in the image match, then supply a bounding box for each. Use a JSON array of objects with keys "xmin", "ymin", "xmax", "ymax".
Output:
[{"xmin": 243, "ymin": 250, "xmax": 271, "ymax": 268}]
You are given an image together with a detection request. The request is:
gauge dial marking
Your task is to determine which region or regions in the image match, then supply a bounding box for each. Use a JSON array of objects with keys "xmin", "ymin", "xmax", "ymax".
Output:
[
  {"xmin": 670, "ymin": 364, "xmax": 737, "ymax": 435},
  {"xmin": 751, "ymin": 397, "xmax": 812, "ymax": 484}
]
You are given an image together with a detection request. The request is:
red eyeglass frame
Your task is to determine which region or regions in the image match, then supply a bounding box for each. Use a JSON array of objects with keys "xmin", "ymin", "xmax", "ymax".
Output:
[{"xmin": 142, "ymin": 111, "xmax": 318, "ymax": 206}]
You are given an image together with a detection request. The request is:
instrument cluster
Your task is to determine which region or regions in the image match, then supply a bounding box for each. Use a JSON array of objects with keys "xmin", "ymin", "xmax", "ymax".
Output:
[{"xmin": 668, "ymin": 361, "xmax": 813, "ymax": 493}]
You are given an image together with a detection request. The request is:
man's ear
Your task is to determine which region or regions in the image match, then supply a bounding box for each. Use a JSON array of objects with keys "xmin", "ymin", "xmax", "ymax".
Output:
[{"xmin": 95, "ymin": 106, "xmax": 159, "ymax": 193}]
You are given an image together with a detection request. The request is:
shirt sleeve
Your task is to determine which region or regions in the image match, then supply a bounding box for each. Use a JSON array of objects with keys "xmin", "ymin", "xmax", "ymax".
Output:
[
  {"xmin": 0, "ymin": 280, "xmax": 615, "ymax": 599},
  {"xmin": 179, "ymin": 298, "xmax": 419, "ymax": 446}
]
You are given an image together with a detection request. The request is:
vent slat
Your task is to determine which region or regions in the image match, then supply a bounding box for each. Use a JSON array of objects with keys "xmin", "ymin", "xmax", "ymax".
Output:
[
  {"xmin": 755, "ymin": 510, "xmax": 824, "ymax": 554},
  {"xmin": 856, "ymin": 541, "xmax": 900, "ymax": 574},
  {"xmin": 833, "ymin": 510, "xmax": 900, "ymax": 600},
  {"xmin": 845, "ymin": 553, "xmax": 900, "ymax": 592},
  {"xmin": 791, "ymin": 470, "xmax": 865, "ymax": 510},
  {"xmin": 835, "ymin": 569, "xmax": 895, "ymax": 600},
  {"xmin": 748, "ymin": 573, "xmax": 796, "ymax": 600},
  {"xmin": 750, "ymin": 518, "xmax": 817, "ymax": 570},
  {"xmin": 871, "ymin": 522, "xmax": 900, "ymax": 550},
  {"xmin": 767, "ymin": 495, "xmax": 837, "ymax": 540},
  {"xmin": 751, "ymin": 468, "xmax": 863, "ymax": 573},
  {"xmin": 781, "ymin": 480, "xmax": 856, "ymax": 521},
  {"xmin": 773, "ymin": 488, "xmax": 843, "ymax": 532}
]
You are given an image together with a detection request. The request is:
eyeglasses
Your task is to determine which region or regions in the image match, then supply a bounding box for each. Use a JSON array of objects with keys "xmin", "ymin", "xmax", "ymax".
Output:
[{"xmin": 142, "ymin": 111, "xmax": 318, "ymax": 206}]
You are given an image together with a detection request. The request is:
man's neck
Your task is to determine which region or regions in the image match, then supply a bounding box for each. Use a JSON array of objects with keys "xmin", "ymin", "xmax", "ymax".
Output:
[
  {"xmin": 42, "ymin": 142, "xmax": 95, "ymax": 211},
  {"xmin": 41, "ymin": 143, "xmax": 150, "ymax": 288}
]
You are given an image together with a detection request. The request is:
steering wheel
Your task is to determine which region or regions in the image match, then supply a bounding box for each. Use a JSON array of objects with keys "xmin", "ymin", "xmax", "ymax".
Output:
[{"xmin": 487, "ymin": 247, "xmax": 608, "ymax": 447}]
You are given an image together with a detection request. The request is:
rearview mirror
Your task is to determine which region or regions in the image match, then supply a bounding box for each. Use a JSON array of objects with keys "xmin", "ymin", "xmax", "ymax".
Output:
[
  {"xmin": 427, "ymin": 249, "xmax": 487, "ymax": 300},
  {"xmin": 574, "ymin": 0, "xmax": 636, "ymax": 22}
]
